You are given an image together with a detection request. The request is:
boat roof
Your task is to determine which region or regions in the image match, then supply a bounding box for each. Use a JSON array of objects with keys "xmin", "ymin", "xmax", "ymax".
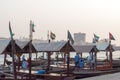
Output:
[
  {"xmin": 113, "ymin": 46, "xmax": 120, "ymax": 51},
  {"xmin": 33, "ymin": 41, "xmax": 75, "ymax": 52},
  {"xmin": 73, "ymin": 45, "xmax": 96, "ymax": 53},
  {"xmin": 0, "ymin": 38, "xmax": 11, "ymax": 54},
  {"xmin": 0, "ymin": 38, "xmax": 21, "ymax": 54},
  {"xmin": 0, "ymin": 38, "xmax": 117, "ymax": 54},
  {"xmin": 96, "ymin": 43, "xmax": 111, "ymax": 51},
  {"xmin": 16, "ymin": 40, "xmax": 37, "ymax": 53},
  {"xmin": 73, "ymin": 43, "xmax": 115, "ymax": 53},
  {"xmin": 16, "ymin": 39, "xmax": 30, "ymax": 49}
]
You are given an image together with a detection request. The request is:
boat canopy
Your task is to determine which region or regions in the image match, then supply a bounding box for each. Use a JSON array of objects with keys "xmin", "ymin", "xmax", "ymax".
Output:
[
  {"xmin": 113, "ymin": 46, "xmax": 120, "ymax": 51},
  {"xmin": 0, "ymin": 38, "xmax": 21, "ymax": 54},
  {"xmin": 73, "ymin": 45, "xmax": 97, "ymax": 53},
  {"xmin": 33, "ymin": 41, "xmax": 75, "ymax": 52},
  {"xmin": 96, "ymin": 43, "xmax": 114, "ymax": 51},
  {"xmin": 16, "ymin": 40, "xmax": 37, "ymax": 53}
]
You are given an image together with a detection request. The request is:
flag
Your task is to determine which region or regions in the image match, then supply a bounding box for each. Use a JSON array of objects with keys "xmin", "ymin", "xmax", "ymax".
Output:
[
  {"xmin": 109, "ymin": 32, "xmax": 115, "ymax": 40},
  {"xmin": 30, "ymin": 20, "xmax": 35, "ymax": 40},
  {"xmin": 93, "ymin": 34, "xmax": 99, "ymax": 43},
  {"xmin": 9, "ymin": 22, "xmax": 14, "ymax": 37},
  {"xmin": 68, "ymin": 30, "xmax": 74, "ymax": 44},
  {"xmin": 94, "ymin": 34, "xmax": 99, "ymax": 41},
  {"xmin": 31, "ymin": 22, "xmax": 35, "ymax": 32},
  {"xmin": 50, "ymin": 31, "xmax": 56, "ymax": 40}
]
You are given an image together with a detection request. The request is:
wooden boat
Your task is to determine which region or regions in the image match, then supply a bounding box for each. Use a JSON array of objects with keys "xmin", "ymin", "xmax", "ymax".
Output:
[
  {"xmin": 73, "ymin": 68, "xmax": 120, "ymax": 79},
  {"xmin": 35, "ymin": 73, "xmax": 75, "ymax": 80},
  {"xmin": 96, "ymin": 59, "xmax": 120, "ymax": 68},
  {"xmin": 5, "ymin": 59, "xmax": 47, "ymax": 67},
  {"xmin": 112, "ymin": 60, "xmax": 120, "ymax": 68},
  {"xmin": 16, "ymin": 70, "xmax": 75, "ymax": 80}
]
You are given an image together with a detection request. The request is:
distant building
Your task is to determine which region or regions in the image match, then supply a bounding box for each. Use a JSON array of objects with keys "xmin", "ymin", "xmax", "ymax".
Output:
[{"xmin": 74, "ymin": 32, "xmax": 86, "ymax": 45}]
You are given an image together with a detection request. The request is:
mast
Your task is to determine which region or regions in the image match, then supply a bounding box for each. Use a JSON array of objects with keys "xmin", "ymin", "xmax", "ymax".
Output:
[
  {"xmin": 12, "ymin": 39, "xmax": 17, "ymax": 80},
  {"xmin": 109, "ymin": 40, "xmax": 113, "ymax": 68},
  {"xmin": 47, "ymin": 30, "xmax": 50, "ymax": 43},
  {"xmin": 9, "ymin": 22, "xmax": 17, "ymax": 80},
  {"xmin": 29, "ymin": 20, "xmax": 32, "ymax": 80},
  {"xmin": 67, "ymin": 30, "xmax": 70, "ymax": 76},
  {"xmin": 66, "ymin": 41, "xmax": 70, "ymax": 76},
  {"xmin": 108, "ymin": 32, "xmax": 115, "ymax": 68},
  {"xmin": 47, "ymin": 30, "xmax": 51, "ymax": 72}
]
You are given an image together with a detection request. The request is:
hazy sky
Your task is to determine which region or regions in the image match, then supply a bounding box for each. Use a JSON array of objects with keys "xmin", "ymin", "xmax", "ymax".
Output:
[{"xmin": 0, "ymin": 0, "xmax": 120, "ymax": 45}]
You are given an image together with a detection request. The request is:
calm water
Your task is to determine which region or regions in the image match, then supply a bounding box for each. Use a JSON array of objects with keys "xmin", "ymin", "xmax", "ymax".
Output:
[{"xmin": 0, "ymin": 51, "xmax": 120, "ymax": 65}]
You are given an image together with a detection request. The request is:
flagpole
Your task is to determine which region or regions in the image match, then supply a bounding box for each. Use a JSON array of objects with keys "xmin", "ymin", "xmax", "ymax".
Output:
[
  {"xmin": 11, "ymin": 39, "xmax": 17, "ymax": 80},
  {"xmin": 29, "ymin": 20, "xmax": 32, "ymax": 80},
  {"xmin": 109, "ymin": 38, "xmax": 112, "ymax": 68},
  {"xmin": 109, "ymin": 32, "xmax": 115, "ymax": 68},
  {"xmin": 47, "ymin": 30, "xmax": 50, "ymax": 43},
  {"xmin": 9, "ymin": 22, "xmax": 17, "ymax": 80},
  {"xmin": 47, "ymin": 30, "xmax": 51, "ymax": 72},
  {"xmin": 67, "ymin": 30, "xmax": 70, "ymax": 76}
]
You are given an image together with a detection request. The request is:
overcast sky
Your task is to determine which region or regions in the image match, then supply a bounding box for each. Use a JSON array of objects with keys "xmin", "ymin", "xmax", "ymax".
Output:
[{"xmin": 0, "ymin": 0, "xmax": 120, "ymax": 45}]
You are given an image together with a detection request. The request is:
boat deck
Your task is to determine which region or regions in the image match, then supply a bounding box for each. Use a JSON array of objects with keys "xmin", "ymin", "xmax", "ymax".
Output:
[
  {"xmin": 77, "ymin": 72, "xmax": 120, "ymax": 80},
  {"xmin": 73, "ymin": 68, "xmax": 120, "ymax": 78}
]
